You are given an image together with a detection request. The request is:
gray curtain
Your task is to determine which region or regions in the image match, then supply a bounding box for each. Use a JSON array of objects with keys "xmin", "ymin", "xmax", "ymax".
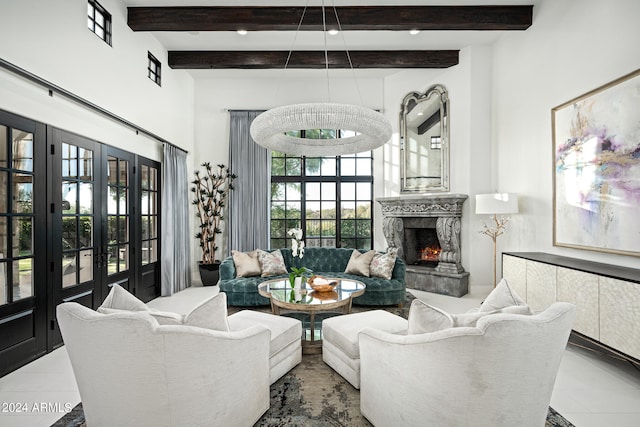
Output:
[
  {"xmin": 161, "ymin": 144, "xmax": 191, "ymax": 295},
  {"xmin": 229, "ymin": 110, "xmax": 270, "ymax": 253}
]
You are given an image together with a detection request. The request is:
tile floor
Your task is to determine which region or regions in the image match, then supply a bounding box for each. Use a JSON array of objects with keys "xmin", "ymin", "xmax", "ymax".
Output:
[{"xmin": 0, "ymin": 285, "xmax": 639, "ymax": 426}]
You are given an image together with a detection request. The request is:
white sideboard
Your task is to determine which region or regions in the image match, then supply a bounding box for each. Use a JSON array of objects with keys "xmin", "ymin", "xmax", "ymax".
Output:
[{"xmin": 502, "ymin": 252, "xmax": 640, "ymax": 362}]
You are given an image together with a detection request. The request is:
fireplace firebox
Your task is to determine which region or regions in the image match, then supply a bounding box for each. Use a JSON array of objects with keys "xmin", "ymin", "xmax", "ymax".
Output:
[{"xmin": 377, "ymin": 194, "xmax": 469, "ymax": 297}]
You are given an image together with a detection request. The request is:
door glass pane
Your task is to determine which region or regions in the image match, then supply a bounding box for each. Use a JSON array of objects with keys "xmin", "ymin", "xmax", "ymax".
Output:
[
  {"xmin": 150, "ymin": 239, "xmax": 157, "ymax": 263},
  {"xmin": 141, "ymin": 241, "xmax": 150, "ymax": 265},
  {"xmin": 118, "ymin": 189, "xmax": 127, "ymax": 213},
  {"xmin": 79, "ymin": 183, "xmax": 93, "ymax": 214},
  {"xmin": 62, "ymin": 182, "xmax": 77, "ymax": 214},
  {"xmin": 119, "ymin": 160, "xmax": 128, "ymax": 186},
  {"xmin": 0, "ymin": 125, "xmax": 7, "ymax": 168},
  {"xmin": 13, "ymin": 174, "xmax": 33, "ymax": 213},
  {"xmin": 107, "ymin": 157, "xmax": 117, "ymax": 185},
  {"xmin": 0, "ymin": 217, "xmax": 6, "ymax": 255},
  {"xmin": 13, "ymin": 217, "xmax": 32, "ymax": 257},
  {"xmin": 78, "ymin": 147, "xmax": 93, "ymax": 180},
  {"xmin": 12, "ymin": 129, "xmax": 33, "ymax": 172},
  {"xmin": 118, "ymin": 216, "xmax": 128, "ymax": 242},
  {"xmin": 149, "ymin": 167, "xmax": 157, "ymax": 190},
  {"xmin": 13, "ymin": 258, "xmax": 33, "ymax": 300},
  {"xmin": 62, "ymin": 143, "xmax": 77, "ymax": 178},
  {"xmin": 108, "ymin": 186, "xmax": 118, "ymax": 214},
  {"xmin": 141, "ymin": 165, "xmax": 149, "ymax": 190},
  {"xmin": 79, "ymin": 216, "xmax": 92, "ymax": 248},
  {"xmin": 0, "ymin": 171, "xmax": 7, "ymax": 213},
  {"xmin": 107, "ymin": 246, "xmax": 117, "ymax": 274},
  {"xmin": 118, "ymin": 244, "xmax": 128, "ymax": 272},
  {"xmin": 79, "ymin": 249, "xmax": 93, "ymax": 283},
  {"xmin": 62, "ymin": 217, "xmax": 77, "ymax": 250},
  {"xmin": 62, "ymin": 253, "xmax": 77, "ymax": 287},
  {"xmin": 0, "ymin": 261, "xmax": 7, "ymax": 304},
  {"xmin": 108, "ymin": 216, "xmax": 117, "ymax": 244}
]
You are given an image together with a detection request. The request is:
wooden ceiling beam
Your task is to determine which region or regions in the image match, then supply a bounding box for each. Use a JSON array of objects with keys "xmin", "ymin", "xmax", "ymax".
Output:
[
  {"xmin": 168, "ymin": 50, "xmax": 459, "ymax": 70},
  {"xmin": 129, "ymin": 6, "xmax": 532, "ymax": 32}
]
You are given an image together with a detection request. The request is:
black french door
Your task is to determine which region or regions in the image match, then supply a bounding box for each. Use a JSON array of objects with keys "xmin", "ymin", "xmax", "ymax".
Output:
[
  {"xmin": 0, "ymin": 110, "xmax": 162, "ymax": 376},
  {"xmin": 0, "ymin": 111, "xmax": 48, "ymax": 376}
]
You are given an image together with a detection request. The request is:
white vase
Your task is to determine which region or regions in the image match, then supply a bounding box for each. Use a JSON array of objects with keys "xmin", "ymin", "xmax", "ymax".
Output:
[{"xmin": 294, "ymin": 276, "xmax": 303, "ymax": 292}]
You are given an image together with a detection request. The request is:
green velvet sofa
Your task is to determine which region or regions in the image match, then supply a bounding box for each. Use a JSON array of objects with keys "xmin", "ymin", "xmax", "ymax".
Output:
[{"xmin": 219, "ymin": 247, "xmax": 406, "ymax": 307}]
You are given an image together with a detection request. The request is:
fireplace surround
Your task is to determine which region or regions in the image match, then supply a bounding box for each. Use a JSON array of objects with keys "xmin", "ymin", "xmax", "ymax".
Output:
[{"xmin": 377, "ymin": 194, "xmax": 469, "ymax": 297}]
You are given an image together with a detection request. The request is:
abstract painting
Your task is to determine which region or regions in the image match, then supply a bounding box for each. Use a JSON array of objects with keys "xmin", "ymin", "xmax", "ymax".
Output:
[{"xmin": 553, "ymin": 69, "xmax": 640, "ymax": 257}]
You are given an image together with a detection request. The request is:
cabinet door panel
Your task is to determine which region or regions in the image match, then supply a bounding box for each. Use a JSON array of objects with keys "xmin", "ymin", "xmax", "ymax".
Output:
[
  {"xmin": 502, "ymin": 255, "xmax": 527, "ymax": 302},
  {"xmin": 557, "ymin": 267, "xmax": 599, "ymax": 339},
  {"xmin": 526, "ymin": 261, "xmax": 556, "ymax": 311},
  {"xmin": 600, "ymin": 277, "xmax": 640, "ymax": 360}
]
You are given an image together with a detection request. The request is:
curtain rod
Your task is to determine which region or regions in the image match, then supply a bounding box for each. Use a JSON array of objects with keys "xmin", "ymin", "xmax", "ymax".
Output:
[{"xmin": 0, "ymin": 57, "xmax": 188, "ymax": 155}]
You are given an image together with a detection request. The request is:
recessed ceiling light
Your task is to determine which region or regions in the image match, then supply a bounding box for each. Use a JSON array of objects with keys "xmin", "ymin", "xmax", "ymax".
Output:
[
  {"xmin": 328, "ymin": 29, "xmax": 339, "ymax": 35},
  {"xmin": 237, "ymin": 29, "xmax": 248, "ymax": 35},
  {"xmin": 409, "ymin": 29, "xmax": 420, "ymax": 35}
]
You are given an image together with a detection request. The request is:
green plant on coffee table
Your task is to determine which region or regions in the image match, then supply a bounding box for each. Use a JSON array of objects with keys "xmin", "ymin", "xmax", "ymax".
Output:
[
  {"xmin": 191, "ymin": 162, "xmax": 236, "ymax": 264},
  {"xmin": 288, "ymin": 227, "xmax": 311, "ymax": 287}
]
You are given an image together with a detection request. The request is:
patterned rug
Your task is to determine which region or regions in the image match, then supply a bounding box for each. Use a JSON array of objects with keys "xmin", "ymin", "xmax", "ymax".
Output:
[{"xmin": 52, "ymin": 293, "xmax": 574, "ymax": 426}]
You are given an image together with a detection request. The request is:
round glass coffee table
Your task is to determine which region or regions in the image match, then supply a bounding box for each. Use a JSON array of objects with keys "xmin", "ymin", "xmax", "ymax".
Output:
[{"xmin": 258, "ymin": 278, "xmax": 366, "ymax": 354}]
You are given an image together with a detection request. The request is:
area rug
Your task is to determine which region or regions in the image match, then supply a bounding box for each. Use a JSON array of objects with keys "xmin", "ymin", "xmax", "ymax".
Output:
[
  {"xmin": 52, "ymin": 353, "xmax": 573, "ymax": 427},
  {"xmin": 53, "ymin": 292, "xmax": 574, "ymax": 426}
]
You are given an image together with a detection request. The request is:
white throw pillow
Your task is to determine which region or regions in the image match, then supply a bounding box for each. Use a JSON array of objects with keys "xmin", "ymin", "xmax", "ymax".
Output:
[
  {"xmin": 452, "ymin": 305, "xmax": 532, "ymax": 327},
  {"xmin": 257, "ymin": 249, "xmax": 288, "ymax": 277},
  {"xmin": 98, "ymin": 284, "xmax": 229, "ymax": 331},
  {"xmin": 407, "ymin": 299, "xmax": 532, "ymax": 334},
  {"xmin": 344, "ymin": 250, "xmax": 376, "ymax": 277},
  {"xmin": 479, "ymin": 278, "xmax": 527, "ymax": 312},
  {"xmin": 99, "ymin": 284, "xmax": 148, "ymax": 312},
  {"xmin": 183, "ymin": 292, "xmax": 230, "ymax": 332},
  {"xmin": 370, "ymin": 248, "xmax": 398, "ymax": 280},
  {"xmin": 232, "ymin": 250, "xmax": 262, "ymax": 277},
  {"xmin": 407, "ymin": 300, "xmax": 454, "ymax": 334}
]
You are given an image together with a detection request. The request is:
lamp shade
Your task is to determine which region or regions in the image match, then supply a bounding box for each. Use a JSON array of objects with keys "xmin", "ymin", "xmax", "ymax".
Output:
[{"xmin": 475, "ymin": 193, "xmax": 519, "ymax": 215}]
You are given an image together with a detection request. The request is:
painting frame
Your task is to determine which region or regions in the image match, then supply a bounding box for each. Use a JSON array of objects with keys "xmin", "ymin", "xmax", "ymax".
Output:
[{"xmin": 552, "ymin": 68, "xmax": 640, "ymax": 257}]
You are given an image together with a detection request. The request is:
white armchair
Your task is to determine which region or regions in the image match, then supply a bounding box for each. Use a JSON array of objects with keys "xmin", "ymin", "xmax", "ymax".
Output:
[
  {"xmin": 359, "ymin": 302, "xmax": 576, "ymax": 427},
  {"xmin": 57, "ymin": 302, "xmax": 271, "ymax": 427}
]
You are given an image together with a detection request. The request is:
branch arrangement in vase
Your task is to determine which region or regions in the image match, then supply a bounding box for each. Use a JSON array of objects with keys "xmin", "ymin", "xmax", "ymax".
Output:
[{"xmin": 191, "ymin": 162, "xmax": 236, "ymax": 265}]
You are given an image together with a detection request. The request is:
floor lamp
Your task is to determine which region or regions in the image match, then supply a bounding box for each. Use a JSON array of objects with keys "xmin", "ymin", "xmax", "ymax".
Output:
[{"xmin": 475, "ymin": 193, "xmax": 519, "ymax": 287}]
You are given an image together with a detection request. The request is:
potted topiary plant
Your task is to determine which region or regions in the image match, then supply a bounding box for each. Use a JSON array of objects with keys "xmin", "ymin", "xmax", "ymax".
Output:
[{"xmin": 191, "ymin": 162, "xmax": 236, "ymax": 286}]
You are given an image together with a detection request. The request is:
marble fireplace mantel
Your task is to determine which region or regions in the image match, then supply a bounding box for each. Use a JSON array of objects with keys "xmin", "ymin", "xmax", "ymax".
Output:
[{"xmin": 377, "ymin": 194, "xmax": 469, "ymax": 297}]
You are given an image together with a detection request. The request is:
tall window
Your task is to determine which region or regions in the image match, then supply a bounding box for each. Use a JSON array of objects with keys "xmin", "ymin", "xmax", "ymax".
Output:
[
  {"xmin": 270, "ymin": 130, "xmax": 373, "ymax": 250},
  {"xmin": 87, "ymin": 0, "xmax": 112, "ymax": 45}
]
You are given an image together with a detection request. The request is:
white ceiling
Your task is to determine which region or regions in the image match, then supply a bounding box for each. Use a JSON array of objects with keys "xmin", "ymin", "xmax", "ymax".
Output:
[{"xmin": 123, "ymin": 0, "xmax": 540, "ymax": 79}]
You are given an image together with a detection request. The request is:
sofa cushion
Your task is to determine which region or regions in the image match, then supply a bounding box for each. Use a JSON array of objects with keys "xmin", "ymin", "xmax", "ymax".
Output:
[
  {"xmin": 479, "ymin": 278, "xmax": 527, "ymax": 312},
  {"xmin": 257, "ymin": 249, "xmax": 288, "ymax": 277},
  {"xmin": 370, "ymin": 248, "xmax": 398, "ymax": 280},
  {"xmin": 344, "ymin": 250, "xmax": 376, "ymax": 277},
  {"xmin": 227, "ymin": 310, "xmax": 301, "ymax": 358},
  {"xmin": 323, "ymin": 310, "xmax": 408, "ymax": 359},
  {"xmin": 232, "ymin": 250, "xmax": 261, "ymax": 277}
]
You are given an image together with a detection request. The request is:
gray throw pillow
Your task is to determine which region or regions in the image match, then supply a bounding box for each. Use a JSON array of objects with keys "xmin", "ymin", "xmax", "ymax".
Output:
[{"xmin": 344, "ymin": 250, "xmax": 376, "ymax": 277}]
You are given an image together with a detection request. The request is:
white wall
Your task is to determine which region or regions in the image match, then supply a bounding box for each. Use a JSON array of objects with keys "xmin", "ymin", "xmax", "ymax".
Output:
[
  {"xmin": 0, "ymin": 0, "xmax": 194, "ymax": 159},
  {"xmin": 493, "ymin": 0, "xmax": 640, "ymax": 270},
  {"xmin": 381, "ymin": 46, "xmax": 495, "ymax": 287}
]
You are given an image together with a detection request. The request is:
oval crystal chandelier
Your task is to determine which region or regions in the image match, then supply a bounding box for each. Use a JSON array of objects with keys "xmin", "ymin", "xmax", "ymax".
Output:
[{"xmin": 250, "ymin": 1, "xmax": 392, "ymax": 156}]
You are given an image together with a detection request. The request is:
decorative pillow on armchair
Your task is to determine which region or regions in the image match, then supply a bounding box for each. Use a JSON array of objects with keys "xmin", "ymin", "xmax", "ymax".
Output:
[
  {"xmin": 407, "ymin": 299, "xmax": 532, "ymax": 334},
  {"xmin": 257, "ymin": 249, "xmax": 288, "ymax": 277},
  {"xmin": 98, "ymin": 284, "xmax": 183, "ymax": 325},
  {"xmin": 98, "ymin": 284, "xmax": 229, "ymax": 331},
  {"xmin": 344, "ymin": 250, "xmax": 376, "ymax": 277},
  {"xmin": 232, "ymin": 250, "xmax": 261, "ymax": 277},
  {"xmin": 370, "ymin": 248, "xmax": 398, "ymax": 280},
  {"xmin": 479, "ymin": 278, "xmax": 528, "ymax": 312}
]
